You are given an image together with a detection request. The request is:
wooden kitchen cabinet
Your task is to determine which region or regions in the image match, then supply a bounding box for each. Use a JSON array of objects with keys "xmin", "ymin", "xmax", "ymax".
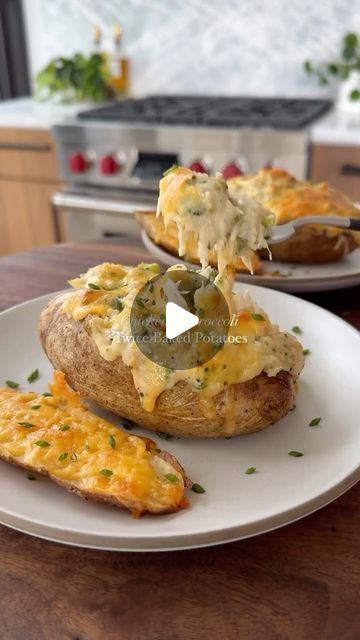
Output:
[
  {"xmin": 309, "ymin": 143, "xmax": 360, "ymax": 201},
  {"xmin": 0, "ymin": 128, "xmax": 60, "ymax": 255}
]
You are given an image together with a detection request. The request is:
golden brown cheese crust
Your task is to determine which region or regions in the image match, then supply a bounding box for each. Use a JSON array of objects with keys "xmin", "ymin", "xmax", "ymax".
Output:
[
  {"xmin": 228, "ymin": 168, "xmax": 360, "ymax": 263},
  {"xmin": 136, "ymin": 210, "xmax": 263, "ymax": 273},
  {"xmin": 40, "ymin": 295, "xmax": 298, "ymax": 438},
  {"xmin": 0, "ymin": 372, "xmax": 188, "ymax": 516}
]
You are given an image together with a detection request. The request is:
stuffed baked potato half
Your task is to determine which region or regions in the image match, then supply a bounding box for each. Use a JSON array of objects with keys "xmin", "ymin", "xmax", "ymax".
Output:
[
  {"xmin": 39, "ymin": 263, "xmax": 304, "ymax": 439},
  {"xmin": 228, "ymin": 167, "xmax": 360, "ymax": 264}
]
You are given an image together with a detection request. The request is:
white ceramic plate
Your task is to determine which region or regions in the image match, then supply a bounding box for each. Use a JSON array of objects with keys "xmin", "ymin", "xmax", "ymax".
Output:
[
  {"xmin": 0, "ymin": 287, "xmax": 359, "ymax": 551},
  {"xmin": 142, "ymin": 230, "xmax": 360, "ymax": 293}
]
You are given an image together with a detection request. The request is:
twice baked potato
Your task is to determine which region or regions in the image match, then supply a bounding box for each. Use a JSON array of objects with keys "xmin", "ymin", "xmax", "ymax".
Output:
[
  {"xmin": 228, "ymin": 167, "xmax": 360, "ymax": 264},
  {"xmin": 40, "ymin": 262, "xmax": 304, "ymax": 438}
]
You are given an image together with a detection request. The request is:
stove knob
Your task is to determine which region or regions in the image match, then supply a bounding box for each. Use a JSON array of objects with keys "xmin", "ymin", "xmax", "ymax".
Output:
[
  {"xmin": 222, "ymin": 163, "xmax": 243, "ymax": 179},
  {"xmin": 100, "ymin": 154, "xmax": 120, "ymax": 175},
  {"xmin": 68, "ymin": 153, "xmax": 88, "ymax": 173},
  {"xmin": 188, "ymin": 161, "xmax": 207, "ymax": 174}
]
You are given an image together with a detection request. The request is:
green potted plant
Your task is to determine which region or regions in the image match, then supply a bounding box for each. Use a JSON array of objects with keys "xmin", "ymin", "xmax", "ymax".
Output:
[
  {"xmin": 35, "ymin": 52, "xmax": 115, "ymax": 104},
  {"xmin": 304, "ymin": 32, "xmax": 360, "ymax": 112}
]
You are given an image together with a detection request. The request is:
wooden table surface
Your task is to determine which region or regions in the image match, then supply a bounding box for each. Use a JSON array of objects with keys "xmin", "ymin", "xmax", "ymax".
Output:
[{"xmin": 0, "ymin": 237, "xmax": 359, "ymax": 640}]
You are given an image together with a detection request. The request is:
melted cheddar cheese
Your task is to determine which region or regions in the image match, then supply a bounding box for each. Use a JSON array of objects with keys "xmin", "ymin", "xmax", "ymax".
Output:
[
  {"xmin": 0, "ymin": 371, "xmax": 187, "ymax": 516},
  {"xmin": 228, "ymin": 167, "xmax": 360, "ymax": 242},
  {"xmin": 157, "ymin": 167, "xmax": 273, "ymax": 274},
  {"xmin": 62, "ymin": 263, "xmax": 304, "ymax": 415}
]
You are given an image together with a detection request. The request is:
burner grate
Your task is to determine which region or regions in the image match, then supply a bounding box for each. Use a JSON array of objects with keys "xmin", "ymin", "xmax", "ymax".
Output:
[{"xmin": 78, "ymin": 96, "xmax": 332, "ymax": 130}]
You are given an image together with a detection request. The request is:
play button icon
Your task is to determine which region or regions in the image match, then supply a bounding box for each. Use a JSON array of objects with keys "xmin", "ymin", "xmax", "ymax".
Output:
[
  {"xmin": 165, "ymin": 302, "xmax": 199, "ymax": 340},
  {"xmin": 130, "ymin": 268, "xmax": 230, "ymax": 370}
]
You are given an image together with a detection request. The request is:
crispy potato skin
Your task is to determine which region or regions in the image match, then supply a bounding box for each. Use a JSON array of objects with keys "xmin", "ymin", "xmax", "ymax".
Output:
[
  {"xmin": 265, "ymin": 226, "xmax": 357, "ymax": 264},
  {"xmin": 40, "ymin": 294, "xmax": 297, "ymax": 438}
]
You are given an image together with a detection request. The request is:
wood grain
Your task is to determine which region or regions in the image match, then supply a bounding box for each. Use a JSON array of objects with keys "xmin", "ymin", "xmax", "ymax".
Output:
[
  {"xmin": 0, "ymin": 237, "xmax": 359, "ymax": 640},
  {"xmin": 309, "ymin": 143, "xmax": 360, "ymax": 201}
]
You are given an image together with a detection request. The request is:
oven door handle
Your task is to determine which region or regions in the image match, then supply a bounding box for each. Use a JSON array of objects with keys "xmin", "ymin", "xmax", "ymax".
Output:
[
  {"xmin": 51, "ymin": 191, "xmax": 156, "ymax": 241},
  {"xmin": 51, "ymin": 191, "xmax": 156, "ymax": 215}
]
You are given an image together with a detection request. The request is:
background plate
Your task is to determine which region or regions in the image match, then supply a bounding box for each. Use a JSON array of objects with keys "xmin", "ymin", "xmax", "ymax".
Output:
[
  {"xmin": 142, "ymin": 230, "xmax": 360, "ymax": 293},
  {"xmin": 0, "ymin": 287, "xmax": 359, "ymax": 551}
]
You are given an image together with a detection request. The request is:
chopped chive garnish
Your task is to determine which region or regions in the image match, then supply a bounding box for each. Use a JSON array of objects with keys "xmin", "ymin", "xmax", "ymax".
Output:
[
  {"xmin": 42, "ymin": 392, "xmax": 53, "ymax": 397},
  {"xmin": 288, "ymin": 450, "xmax": 304, "ymax": 457},
  {"xmin": 163, "ymin": 163, "xmax": 179, "ymax": 177},
  {"xmin": 252, "ymin": 313, "xmax": 266, "ymax": 321},
  {"xmin": 114, "ymin": 297, "xmax": 123, "ymax": 311},
  {"xmin": 303, "ymin": 348, "xmax": 311, "ymax": 356},
  {"xmin": 135, "ymin": 297, "xmax": 145, "ymax": 308},
  {"xmin": 6, "ymin": 380, "xmax": 20, "ymax": 389},
  {"xmin": 58, "ymin": 452, "xmax": 68, "ymax": 461},
  {"xmin": 309, "ymin": 417, "xmax": 321, "ymax": 427},
  {"xmin": 31, "ymin": 405, "xmax": 41, "ymax": 410},
  {"xmin": 191, "ymin": 483, "xmax": 205, "ymax": 494},
  {"xmin": 245, "ymin": 466, "xmax": 257, "ymax": 475},
  {"xmin": 27, "ymin": 368, "xmax": 39, "ymax": 383},
  {"xmin": 26, "ymin": 473, "xmax": 36, "ymax": 481},
  {"xmin": 88, "ymin": 282, "xmax": 101, "ymax": 290},
  {"xmin": 156, "ymin": 431, "xmax": 173, "ymax": 440},
  {"xmin": 17, "ymin": 421, "xmax": 35, "ymax": 428},
  {"xmin": 164, "ymin": 473, "xmax": 178, "ymax": 483},
  {"xmin": 292, "ymin": 326, "xmax": 302, "ymax": 334},
  {"xmin": 108, "ymin": 434, "xmax": 116, "ymax": 449},
  {"xmin": 35, "ymin": 440, "xmax": 50, "ymax": 448},
  {"xmin": 100, "ymin": 468, "xmax": 113, "ymax": 477},
  {"xmin": 59, "ymin": 424, "xmax": 70, "ymax": 431}
]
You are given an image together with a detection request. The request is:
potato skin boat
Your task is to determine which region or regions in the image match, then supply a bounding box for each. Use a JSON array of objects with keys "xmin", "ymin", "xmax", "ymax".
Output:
[{"xmin": 40, "ymin": 294, "xmax": 298, "ymax": 439}]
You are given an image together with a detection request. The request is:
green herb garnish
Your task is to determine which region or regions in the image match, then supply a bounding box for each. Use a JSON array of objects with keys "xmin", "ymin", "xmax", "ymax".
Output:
[
  {"xmin": 309, "ymin": 417, "xmax": 321, "ymax": 427},
  {"xmin": 100, "ymin": 468, "xmax": 113, "ymax": 477},
  {"xmin": 135, "ymin": 297, "xmax": 145, "ymax": 308},
  {"xmin": 191, "ymin": 483, "xmax": 205, "ymax": 494},
  {"xmin": 163, "ymin": 164, "xmax": 179, "ymax": 177},
  {"xmin": 59, "ymin": 424, "xmax": 71, "ymax": 431},
  {"xmin": 6, "ymin": 380, "xmax": 20, "ymax": 389},
  {"xmin": 156, "ymin": 431, "xmax": 173, "ymax": 440},
  {"xmin": 58, "ymin": 452, "xmax": 68, "ymax": 461},
  {"xmin": 114, "ymin": 297, "xmax": 123, "ymax": 311},
  {"xmin": 288, "ymin": 450, "xmax": 304, "ymax": 457},
  {"xmin": 18, "ymin": 421, "xmax": 35, "ymax": 428},
  {"xmin": 27, "ymin": 368, "xmax": 39, "ymax": 383},
  {"xmin": 88, "ymin": 282, "xmax": 101, "ymax": 290},
  {"xmin": 303, "ymin": 348, "xmax": 311, "ymax": 356},
  {"xmin": 292, "ymin": 326, "xmax": 302, "ymax": 334},
  {"xmin": 31, "ymin": 405, "xmax": 41, "ymax": 410},
  {"xmin": 252, "ymin": 313, "xmax": 266, "ymax": 321},
  {"xmin": 164, "ymin": 473, "xmax": 178, "ymax": 483},
  {"xmin": 245, "ymin": 467, "xmax": 257, "ymax": 475},
  {"xmin": 42, "ymin": 392, "xmax": 53, "ymax": 397},
  {"xmin": 26, "ymin": 473, "xmax": 36, "ymax": 481},
  {"xmin": 35, "ymin": 440, "xmax": 50, "ymax": 448},
  {"xmin": 108, "ymin": 434, "xmax": 116, "ymax": 449}
]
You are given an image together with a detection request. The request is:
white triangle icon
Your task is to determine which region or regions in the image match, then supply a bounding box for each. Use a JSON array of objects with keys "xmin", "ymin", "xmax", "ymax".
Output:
[{"xmin": 165, "ymin": 302, "xmax": 199, "ymax": 340}]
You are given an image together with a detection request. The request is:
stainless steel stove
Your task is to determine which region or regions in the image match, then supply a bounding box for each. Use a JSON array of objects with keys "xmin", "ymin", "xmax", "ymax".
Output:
[{"xmin": 52, "ymin": 95, "xmax": 332, "ymax": 242}]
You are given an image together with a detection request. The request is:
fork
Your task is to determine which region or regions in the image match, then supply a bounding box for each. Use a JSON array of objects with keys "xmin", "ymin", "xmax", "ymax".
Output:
[{"xmin": 269, "ymin": 216, "xmax": 360, "ymax": 245}]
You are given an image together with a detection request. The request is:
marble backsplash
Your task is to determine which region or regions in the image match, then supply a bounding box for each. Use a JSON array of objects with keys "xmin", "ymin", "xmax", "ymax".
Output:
[{"xmin": 23, "ymin": 0, "xmax": 360, "ymax": 98}]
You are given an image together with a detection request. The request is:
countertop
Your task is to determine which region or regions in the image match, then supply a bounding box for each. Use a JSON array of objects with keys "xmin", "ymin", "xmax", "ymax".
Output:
[
  {"xmin": 0, "ymin": 237, "xmax": 359, "ymax": 639},
  {"xmin": 0, "ymin": 97, "xmax": 360, "ymax": 147}
]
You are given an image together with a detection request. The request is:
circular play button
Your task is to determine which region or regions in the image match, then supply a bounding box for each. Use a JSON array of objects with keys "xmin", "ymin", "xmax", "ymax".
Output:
[{"xmin": 130, "ymin": 268, "xmax": 230, "ymax": 370}]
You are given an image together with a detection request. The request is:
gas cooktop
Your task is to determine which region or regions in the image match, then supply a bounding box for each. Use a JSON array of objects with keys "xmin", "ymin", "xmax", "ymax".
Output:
[{"xmin": 78, "ymin": 95, "xmax": 332, "ymax": 130}]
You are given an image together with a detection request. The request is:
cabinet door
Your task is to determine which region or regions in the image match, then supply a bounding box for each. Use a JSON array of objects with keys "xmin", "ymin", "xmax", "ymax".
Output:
[
  {"xmin": 309, "ymin": 144, "xmax": 360, "ymax": 202},
  {"xmin": 0, "ymin": 180, "xmax": 57, "ymax": 255}
]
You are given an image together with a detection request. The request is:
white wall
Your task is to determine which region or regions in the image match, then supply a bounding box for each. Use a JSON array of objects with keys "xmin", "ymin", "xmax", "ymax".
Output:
[{"xmin": 22, "ymin": 0, "xmax": 360, "ymax": 97}]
